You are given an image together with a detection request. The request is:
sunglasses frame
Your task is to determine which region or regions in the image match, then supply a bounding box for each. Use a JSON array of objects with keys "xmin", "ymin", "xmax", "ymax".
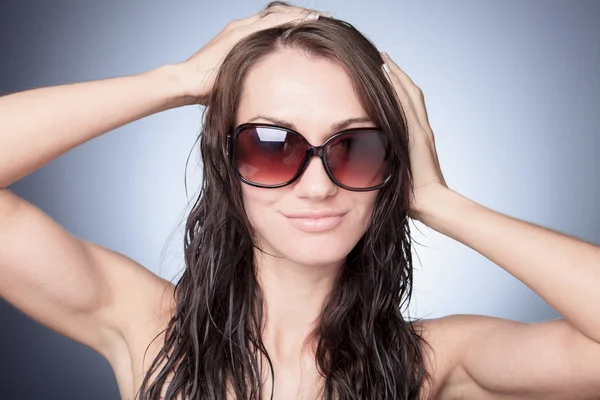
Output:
[{"xmin": 227, "ymin": 122, "xmax": 393, "ymax": 192}]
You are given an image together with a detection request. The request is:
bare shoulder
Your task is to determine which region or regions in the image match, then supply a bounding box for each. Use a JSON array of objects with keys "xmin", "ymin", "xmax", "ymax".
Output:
[
  {"xmin": 0, "ymin": 188, "xmax": 177, "ymax": 399},
  {"xmin": 83, "ymin": 242, "xmax": 177, "ymax": 398}
]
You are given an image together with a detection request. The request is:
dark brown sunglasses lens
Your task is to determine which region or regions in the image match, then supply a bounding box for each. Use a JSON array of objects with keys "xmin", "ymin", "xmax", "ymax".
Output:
[
  {"xmin": 235, "ymin": 127, "xmax": 306, "ymax": 185},
  {"xmin": 326, "ymin": 132, "xmax": 390, "ymax": 188}
]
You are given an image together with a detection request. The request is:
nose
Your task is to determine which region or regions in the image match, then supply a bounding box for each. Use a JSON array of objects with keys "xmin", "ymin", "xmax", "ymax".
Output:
[{"xmin": 292, "ymin": 156, "xmax": 338, "ymax": 199}]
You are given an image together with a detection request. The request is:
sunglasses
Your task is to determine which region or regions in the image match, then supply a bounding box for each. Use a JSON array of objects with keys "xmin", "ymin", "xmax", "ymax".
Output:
[{"xmin": 227, "ymin": 123, "xmax": 392, "ymax": 191}]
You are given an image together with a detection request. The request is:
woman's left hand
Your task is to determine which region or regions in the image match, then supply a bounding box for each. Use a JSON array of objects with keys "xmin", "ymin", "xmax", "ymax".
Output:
[{"xmin": 381, "ymin": 52, "xmax": 448, "ymax": 222}]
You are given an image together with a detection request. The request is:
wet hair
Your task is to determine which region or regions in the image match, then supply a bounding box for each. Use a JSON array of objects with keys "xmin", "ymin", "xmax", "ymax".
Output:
[{"xmin": 137, "ymin": 2, "xmax": 432, "ymax": 399}]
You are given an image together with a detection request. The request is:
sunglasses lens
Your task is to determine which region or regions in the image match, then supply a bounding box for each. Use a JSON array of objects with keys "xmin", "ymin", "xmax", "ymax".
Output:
[
  {"xmin": 235, "ymin": 126, "xmax": 306, "ymax": 186},
  {"xmin": 326, "ymin": 131, "xmax": 390, "ymax": 189}
]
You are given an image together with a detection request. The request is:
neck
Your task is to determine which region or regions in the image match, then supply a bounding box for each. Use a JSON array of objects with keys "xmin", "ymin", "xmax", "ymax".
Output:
[{"xmin": 254, "ymin": 247, "xmax": 343, "ymax": 362}]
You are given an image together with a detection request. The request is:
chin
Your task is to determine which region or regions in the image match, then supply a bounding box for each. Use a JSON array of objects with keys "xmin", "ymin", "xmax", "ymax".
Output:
[
  {"xmin": 292, "ymin": 250, "xmax": 346, "ymax": 267},
  {"xmin": 271, "ymin": 234, "xmax": 356, "ymax": 267}
]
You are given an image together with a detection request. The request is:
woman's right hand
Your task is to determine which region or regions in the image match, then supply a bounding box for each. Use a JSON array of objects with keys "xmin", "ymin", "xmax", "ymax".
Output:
[{"xmin": 175, "ymin": 4, "xmax": 330, "ymax": 105}]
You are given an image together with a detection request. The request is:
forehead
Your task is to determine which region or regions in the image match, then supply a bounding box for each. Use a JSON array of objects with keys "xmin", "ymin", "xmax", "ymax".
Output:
[{"xmin": 235, "ymin": 49, "xmax": 373, "ymax": 143}]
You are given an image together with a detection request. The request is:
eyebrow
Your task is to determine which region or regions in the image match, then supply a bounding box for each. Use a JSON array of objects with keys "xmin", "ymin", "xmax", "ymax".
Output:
[{"xmin": 246, "ymin": 115, "xmax": 375, "ymax": 132}]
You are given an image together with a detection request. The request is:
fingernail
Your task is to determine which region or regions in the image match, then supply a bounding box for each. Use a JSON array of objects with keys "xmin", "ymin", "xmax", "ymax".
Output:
[{"xmin": 383, "ymin": 63, "xmax": 391, "ymax": 73}]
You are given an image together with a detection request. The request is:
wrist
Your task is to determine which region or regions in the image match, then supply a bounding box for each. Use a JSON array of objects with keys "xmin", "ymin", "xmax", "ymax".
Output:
[
  {"xmin": 146, "ymin": 63, "xmax": 198, "ymax": 108},
  {"xmin": 417, "ymin": 186, "xmax": 470, "ymax": 231}
]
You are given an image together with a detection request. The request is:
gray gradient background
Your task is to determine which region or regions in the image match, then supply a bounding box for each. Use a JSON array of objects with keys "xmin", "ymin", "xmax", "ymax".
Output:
[{"xmin": 1, "ymin": 0, "xmax": 599, "ymax": 399}]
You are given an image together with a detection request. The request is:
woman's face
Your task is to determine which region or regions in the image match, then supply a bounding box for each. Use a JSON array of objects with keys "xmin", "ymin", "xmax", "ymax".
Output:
[{"xmin": 234, "ymin": 48, "xmax": 379, "ymax": 267}]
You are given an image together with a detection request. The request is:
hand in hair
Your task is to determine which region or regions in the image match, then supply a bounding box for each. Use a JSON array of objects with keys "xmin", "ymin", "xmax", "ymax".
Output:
[
  {"xmin": 175, "ymin": 3, "xmax": 330, "ymax": 105},
  {"xmin": 381, "ymin": 52, "xmax": 449, "ymax": 222}
]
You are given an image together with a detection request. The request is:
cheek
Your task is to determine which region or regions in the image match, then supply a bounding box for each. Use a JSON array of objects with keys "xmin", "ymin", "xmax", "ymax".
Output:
[
  {"xmin": 354, "ymin": 193, "xmax": 378, "ymax": 229},
  {"xmin": 241, "ymin": 185, "xmax": 281, "ymax": 226}
]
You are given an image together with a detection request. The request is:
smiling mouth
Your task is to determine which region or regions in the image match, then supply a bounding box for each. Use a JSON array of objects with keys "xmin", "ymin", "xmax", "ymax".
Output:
[{"xmin": 284, "ymin": 215, "xmax": 345, "ymax": 232}]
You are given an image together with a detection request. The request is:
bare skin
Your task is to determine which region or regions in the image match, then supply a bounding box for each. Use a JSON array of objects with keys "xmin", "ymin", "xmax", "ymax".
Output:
[{"xmin": 1, "ymin": 4, "xmax": 600, "ymax": 400}]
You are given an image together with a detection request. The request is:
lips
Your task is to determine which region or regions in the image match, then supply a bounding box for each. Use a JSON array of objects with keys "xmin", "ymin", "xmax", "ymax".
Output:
[{"xmin": 282, "ymin": 210, "xmax": 347, "ymax": 233}]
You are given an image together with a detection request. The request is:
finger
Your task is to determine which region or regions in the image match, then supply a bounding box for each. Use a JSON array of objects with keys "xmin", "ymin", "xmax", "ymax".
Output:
[
  {"xmin": 262, "ymin": 4, "xmax": 309, "ymax": 15},
  {"xmin": 262, "ymin": 4, "xmax": 333, "ymax": 18},
  {"xmin": 223, "ymin": 7, "xmax": 303, "ymax": 29},
  {"xmin": 381, "ymin": 62, "xmax": 394, "ymax": 86},
  {"xmin": 220, "ymin": 10, "xmax": 324, "ymax": 58},
  {"xmin": 381, "ymin": 57, "xmax": 430, "ymax": 140},
  {"xmin": 382, "ymin": 52, "xmax": 431, "ymax": 127},
  {"xmin": 246, "ymin": 10, "xmax": 323, "ymax": 31},
  {"xmin": 381, "ymin": 53, "xmax": 417, "ymax": 94},
  {"xmin": 381, "ymin": 57, "xmax": 413, "ymax": 110},
  {"xmin": 240, "ymin": 6, "xmax": 326, "ymax": 27}
]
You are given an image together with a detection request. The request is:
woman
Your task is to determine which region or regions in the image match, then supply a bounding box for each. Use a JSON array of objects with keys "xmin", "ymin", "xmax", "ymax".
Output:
[{"xmin": 0, "ymin": 2, "xmax": 599, "ymax": 399}]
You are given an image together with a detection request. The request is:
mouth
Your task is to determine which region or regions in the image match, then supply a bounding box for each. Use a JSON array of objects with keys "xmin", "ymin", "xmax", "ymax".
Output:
[{"xmin": 283, "ymin": 211, "xmax": 346, "ymax": 233}]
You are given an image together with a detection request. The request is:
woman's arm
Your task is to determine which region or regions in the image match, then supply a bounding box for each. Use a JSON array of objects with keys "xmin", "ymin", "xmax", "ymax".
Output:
[
  {"xmin": 0, "ymin": 63, "xmax": 191, "ymax": 362},
  {"xmin": 420, "ymin": 188, "xmax": 600, "ymax": 399},
  {"xmin": 0, "ymin": 64, "xmax": 192, "ymax": 188},
  {"xmin": 0, "ymin": 4, "xmax": 323, "ymax": 364},
  {"xmin": 421, "ymin": 188, "xmax": 600, "ymax": 344}
]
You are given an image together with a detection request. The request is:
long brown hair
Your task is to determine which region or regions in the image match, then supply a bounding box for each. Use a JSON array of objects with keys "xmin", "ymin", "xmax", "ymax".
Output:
[{"xmin": 138, "ymin": 2, "xmax": 431, "ymax": 399}]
